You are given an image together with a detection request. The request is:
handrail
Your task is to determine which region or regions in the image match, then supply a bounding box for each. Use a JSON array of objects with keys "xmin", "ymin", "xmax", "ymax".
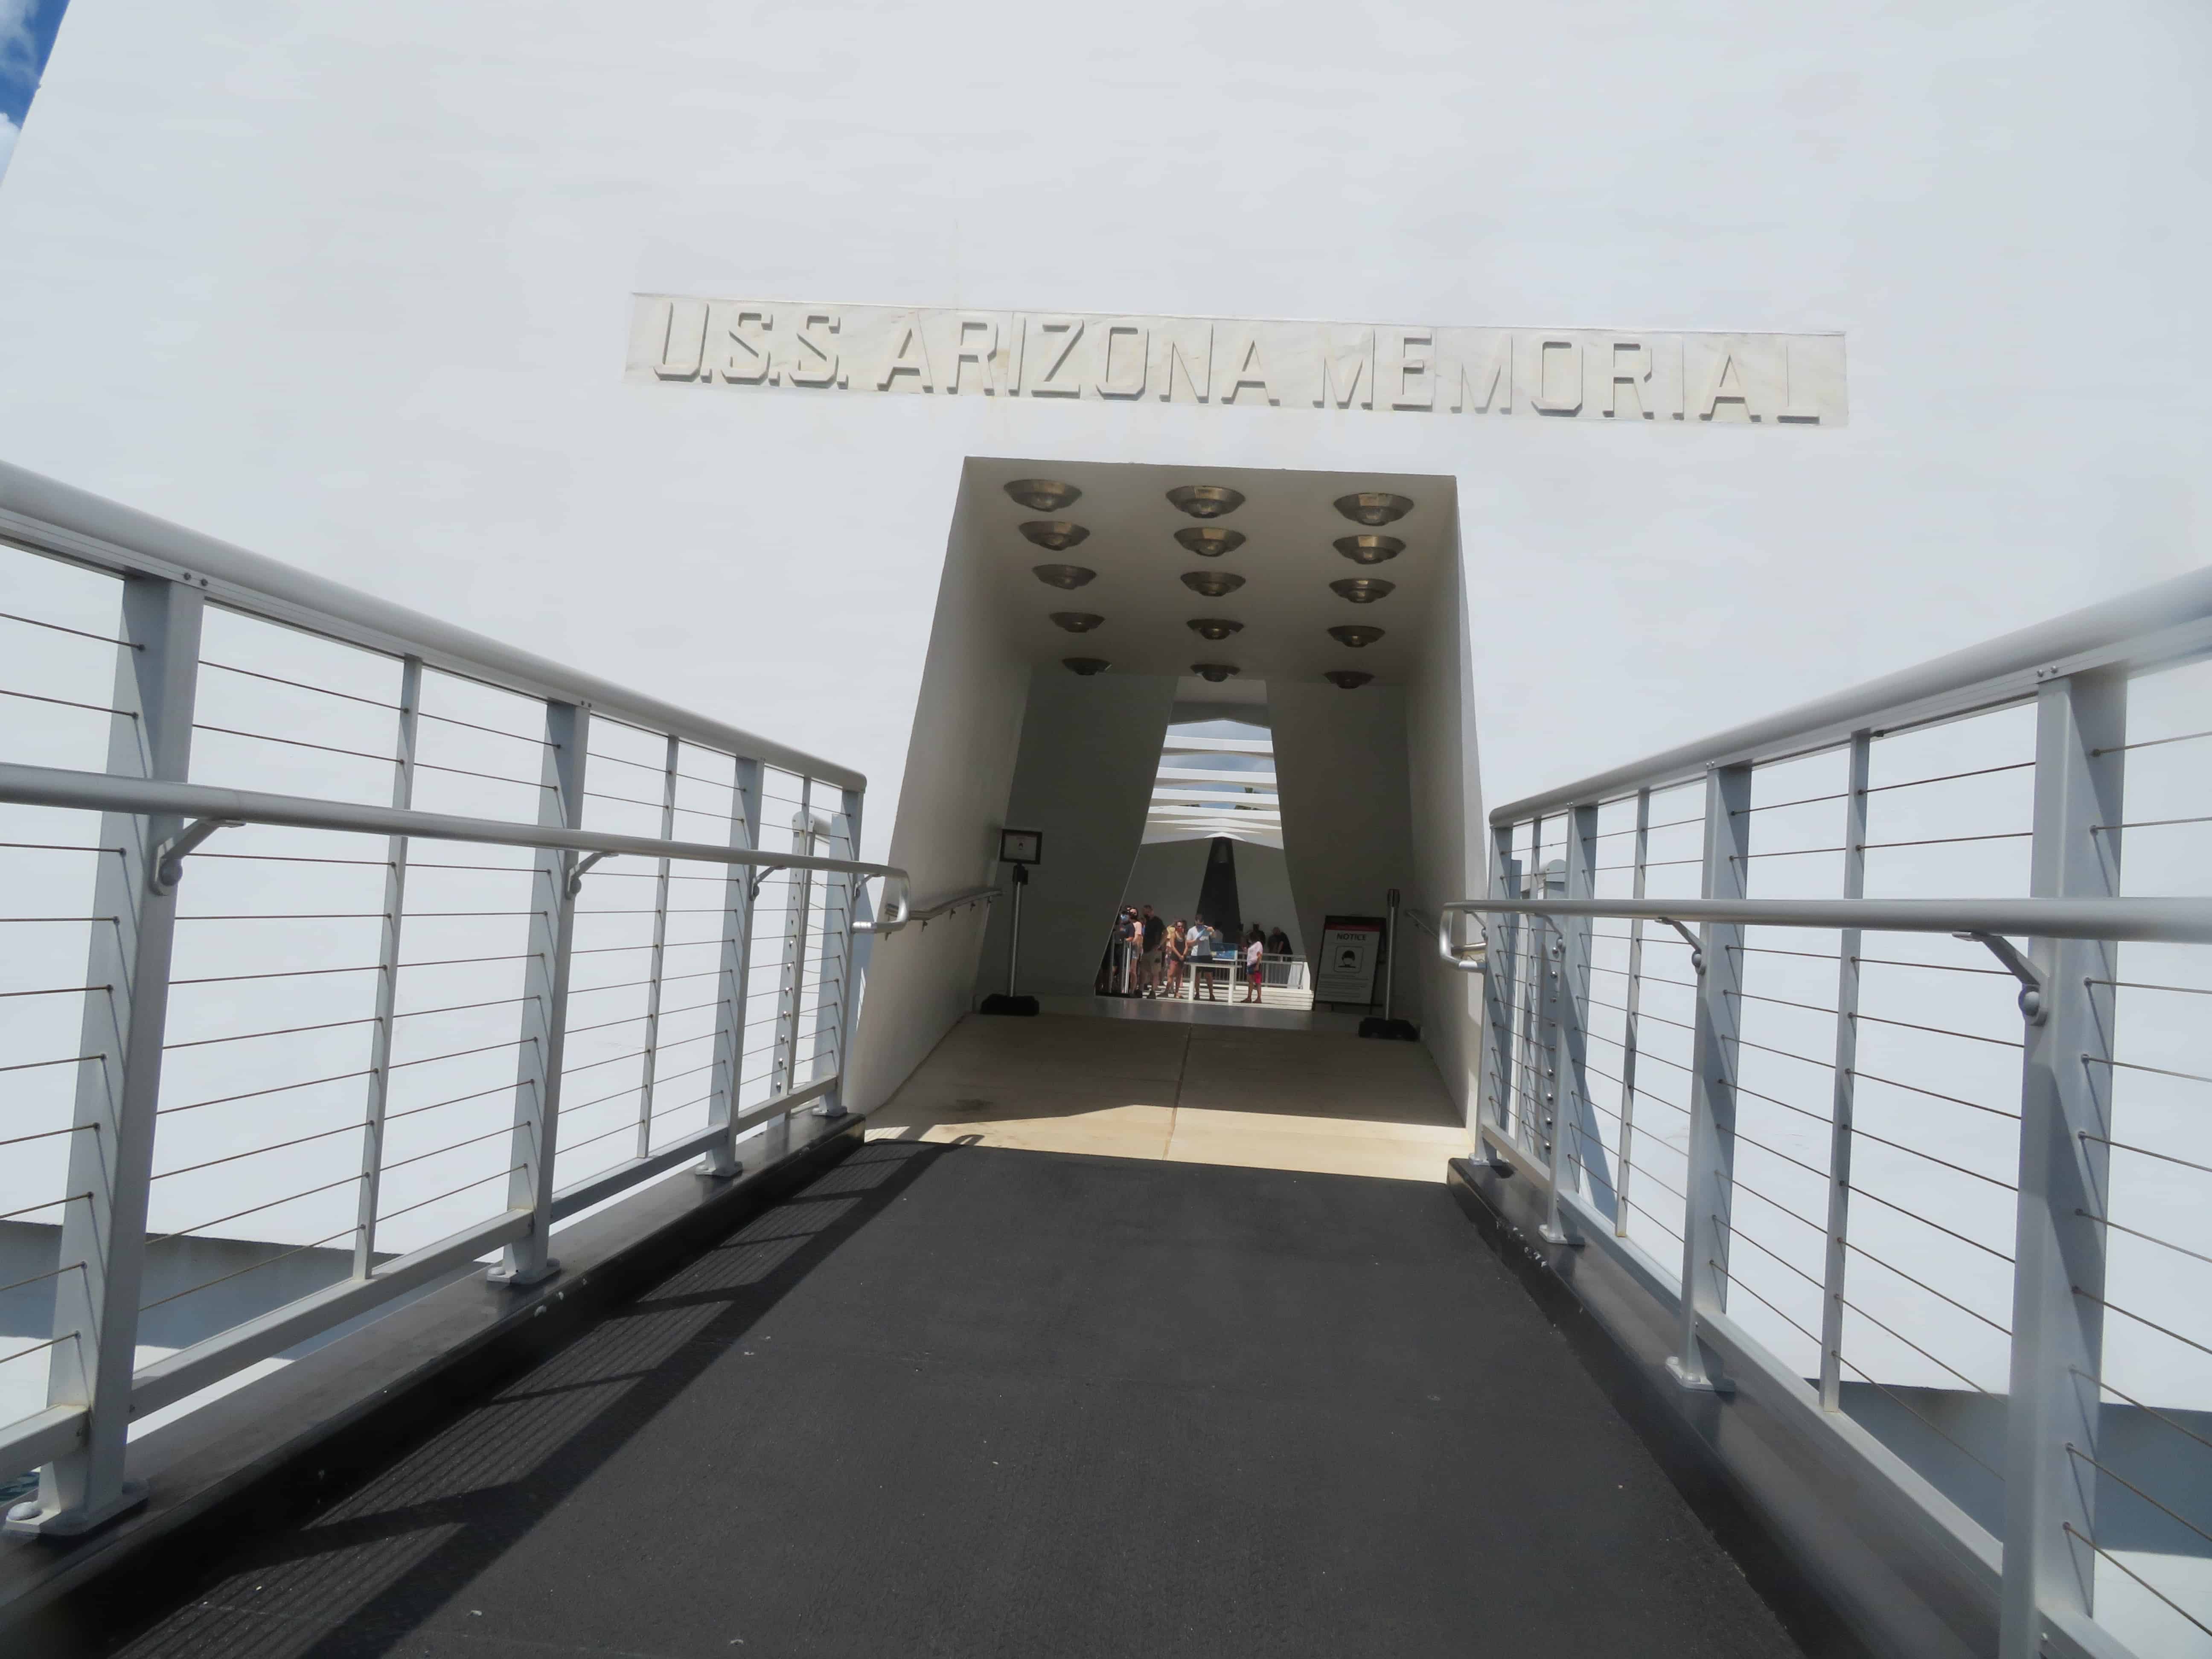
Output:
[
  {"xmin": 1490, "ymin": 565, "xmax": 2212, "ymax": 824},
  {"xmin": 1406, "ymin": 904, "xmax": 1487, "ymax": 972},
  {"xmin": 1435, "ymin": 893, "xmax": 2212, "ymax": 951},
  {"xmin": 0, "ymin": 761, "xmax": 912, "ymax": 923},
  {"xmin": 856, "ymin": 883, "xmax": 1000, "ymax": 933},
  {"xmin": 0, "ymin": 459, "xmax": 864, "ymax": 790}
]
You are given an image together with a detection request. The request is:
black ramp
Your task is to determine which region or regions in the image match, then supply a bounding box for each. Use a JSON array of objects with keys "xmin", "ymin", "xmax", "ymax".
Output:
[{"xmin": 89, "ymin": 1141, "xmax": 1801, "ymax": 1657}]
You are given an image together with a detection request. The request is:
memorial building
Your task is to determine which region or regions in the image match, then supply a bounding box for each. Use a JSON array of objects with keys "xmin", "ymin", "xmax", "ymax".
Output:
[{"xmin": 0, "ymin": 9, "xmax": 2206, "ymax": 1656}]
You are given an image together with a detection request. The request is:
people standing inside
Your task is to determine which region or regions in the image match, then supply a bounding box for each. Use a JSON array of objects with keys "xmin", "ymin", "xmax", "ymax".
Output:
[
  {"xmin": 1266, "ymin": 924, "xmax": 1290, "ymax": 986},
  {"xmin": 1162, "ymin": 919, "xmax": 1187, "ymax": 999},
  {"xmin": 1118, "ymin": 906, "xmax": 1142, "ymax": 995},
  {"xmin": 1242, "ymin": 928, "xmax": 1265, "ymax": 1003},
  {"xmin": 1139, "ymin": 904, "xmax": 1165, "ymax": 998},
  {"xmin": 1190, "ymin": 918, "xmax": 1219, "ymax": 1000}
]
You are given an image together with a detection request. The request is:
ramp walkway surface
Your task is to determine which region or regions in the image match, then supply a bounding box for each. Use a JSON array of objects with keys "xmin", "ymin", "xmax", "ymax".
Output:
[{"xmin": 37, "ymin": 1020, "xmax": 1803, "ymax": 1658}]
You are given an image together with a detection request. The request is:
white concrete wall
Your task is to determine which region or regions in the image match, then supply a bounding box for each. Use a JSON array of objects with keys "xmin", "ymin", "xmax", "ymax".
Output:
[
  {"xmin": 0, "ymin": 0, "xmax": 2202, "ymax": 881},
  {"xmin": 1270, "ymin": 684, "xmax": 1421, "ymax": 1015},
  {"xmin": 977, "ymin": 672, "xmax": 1177, "ymax": 998},
  {"xmin": 846, "ymin": 469, "xmax": 1030, "ymax": 1107},
  {"xmin": 1403, "ymin": 510, "xmax": 1485, "ymax": 1115}
]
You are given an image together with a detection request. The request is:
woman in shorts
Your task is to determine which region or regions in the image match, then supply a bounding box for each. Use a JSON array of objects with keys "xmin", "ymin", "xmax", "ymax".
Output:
[{"xmin": 1161, "ymin": 920, "xmax": 1187, "ymax": 1000}]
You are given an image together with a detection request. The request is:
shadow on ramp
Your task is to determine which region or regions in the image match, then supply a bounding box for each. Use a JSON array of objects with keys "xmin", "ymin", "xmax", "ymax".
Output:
[{"xmin": 50, "ymin": 1141, "xmax": 952, "ymax": 1659}]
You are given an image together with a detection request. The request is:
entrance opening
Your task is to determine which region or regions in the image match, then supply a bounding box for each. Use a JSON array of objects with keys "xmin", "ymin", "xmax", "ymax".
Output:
[
  {"xmin": 1105, "ymin": 696, "xmax": 1311, "ymax": 1009},
  {"xmin": 850, "ymin": 457, "xmax": 1486, "ymax": 1147}
]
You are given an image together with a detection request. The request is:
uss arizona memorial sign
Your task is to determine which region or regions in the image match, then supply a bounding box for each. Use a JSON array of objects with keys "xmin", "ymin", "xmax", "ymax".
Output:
[{"xmin": 627, "ymin": 297, "xmax": 1846, "ymax": 426}]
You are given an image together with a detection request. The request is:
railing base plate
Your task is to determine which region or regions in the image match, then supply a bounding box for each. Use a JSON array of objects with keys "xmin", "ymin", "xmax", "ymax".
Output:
[
  {"xmin": 485, "ymin": 1258, "xmax": 561, "ymax": 1289},
  {"xmin": 1665, "ymin": 1354, "xmax": 1736, "ymax": 1396},
  {"xmin": 4, "ymin": 1480, "xmax": 148, "ymax": 1540}
]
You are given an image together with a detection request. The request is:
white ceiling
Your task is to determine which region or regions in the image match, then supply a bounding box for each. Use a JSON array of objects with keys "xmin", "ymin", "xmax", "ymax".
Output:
[{"xmin": 972, "ymin": 458, "xmax": 1454, "ymax": 688}]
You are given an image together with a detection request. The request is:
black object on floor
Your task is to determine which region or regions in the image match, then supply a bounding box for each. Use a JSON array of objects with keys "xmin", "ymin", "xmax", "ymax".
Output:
[
  {"xmin": 978, "ymin": 992, "xmax": 1039, "ymax": 1016},
  {"xmin": 59, "ymin": 1144, "xmax": 1805, "ymax": 1659},
  {"xmin": 1358, "ymin": 1014, "xmax": 1420, "ymax": 1040}
]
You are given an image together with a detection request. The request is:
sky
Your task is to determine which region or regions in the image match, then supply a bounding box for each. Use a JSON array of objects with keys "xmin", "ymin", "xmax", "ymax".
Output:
[{"xmin": 0, "ymin": 0, "xmax": 68, "ymax": 181}]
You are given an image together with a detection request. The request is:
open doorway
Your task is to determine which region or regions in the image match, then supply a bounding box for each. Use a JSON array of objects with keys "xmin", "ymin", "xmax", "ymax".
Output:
[
  {"xmin": 1106, "ymin": 695, "xmax": 1310, "ymax": 1009},
  {"xmin": 849, "ymin": 457, "xmax": 1486, "ymax": 1126}
]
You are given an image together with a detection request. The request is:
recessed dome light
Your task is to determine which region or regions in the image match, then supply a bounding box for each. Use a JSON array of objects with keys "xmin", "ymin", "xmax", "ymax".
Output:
[
  {"xmin": 1180, "ymin": 570, "xmax": 1246, "ymax": 598},
  {"xmin": 1174, "ymin": 527, "xmax": 1246, "ymax": 558},
  {"xmin": 1032, "ymin": 564, "xmax": 1097, "ymax": 589},
  {"xmin": 1333, "ymin": 492, "xmax": 1413, "ymax": 527},
  {"xmin": 1330, "ymin": 578, "xmax": 1395, "ymax": 605},
  {"xmin": 1333, "ymin": 534, "xmax": 1403, "ymax": 565},
  {"xmin": 1063, "ymin": 657, "xmax": 1110, "ymax": 676},
  {"xmin": 1166, "ymin": 484, "xmax": 1246, "ymax": 519},
  {"xmin": 1005, "ymin": 478, "xmax": 1081, "ymax": 512},
  {"xmin": 1190, "ymin": 663, "xmax": 1240, "ymax": 683},
  {"xmin": 1324, "ymin": 670, "xmax": 1373, "ymax": 689},
  {"xmin": 1020, "ymin": 520, "xmax": 1090, "ymax": 552},
  {"xmin": 1187, "ymin": 618, "xmax": 1243, "ymax": 641},
  {"xmin": 1328, "ymin": 624, "xmax": 1385, "ymax": 648},
  {"xmin": 1050, "ymin": 612, "xmax": 1105, "ymax": 633}
]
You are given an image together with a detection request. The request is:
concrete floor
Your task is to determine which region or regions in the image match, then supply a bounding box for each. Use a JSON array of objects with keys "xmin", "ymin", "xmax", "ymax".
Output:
[{"xmin": 867, "ymin": 1010, "xmax": 1471, "ymax": 1182}]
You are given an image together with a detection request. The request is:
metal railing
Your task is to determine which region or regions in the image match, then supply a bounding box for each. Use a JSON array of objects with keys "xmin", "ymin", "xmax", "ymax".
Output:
[
  {"xmin": 1450, "ymin": 565, "xmax": 2212, "ymax": 1659},
  {"xmin": 0, "ymin": 464, "xmax": 913, "ymax": 1539},
  {"xmin": 855, "ymin": 883, "xmax": 998, "ymax": 933}
]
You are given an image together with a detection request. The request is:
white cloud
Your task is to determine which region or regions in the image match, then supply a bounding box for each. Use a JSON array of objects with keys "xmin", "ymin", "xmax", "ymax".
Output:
[
  {"xmin": 0, "ymin": 0, "xmax": 35, "ymax": 56},
  {"xmin": 0, "ymin": 112, "xmax": 16, "ymax": 183}
]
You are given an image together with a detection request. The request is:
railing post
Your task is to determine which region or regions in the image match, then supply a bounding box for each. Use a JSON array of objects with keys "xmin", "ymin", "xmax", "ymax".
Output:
[
  {"xmin": 1998, "ymin": 667, "xmax": 2124, "ymax": 1657},
  {"xmin": 1478, "ymin": 825, "xmax": 1520, "ymax": 1142},
  {"xmin": 770, "ymin": 788, "xmax": 818, "ymax": 1099},
  {"xmin": 1535, "ymin": 918, "xmax": 1566, "ymax": 1199},
  {"xmin": 1513, "ymin": 817, "xmax": 1548, "ymax": 1152},
  {"xmin": 353, "ymin": 655, "xmax": 422, "ymax": 1278},
  {"xmin": 492, "ymin": 700, "xmax": 588, "ymax": 1287},
  {"xmin": 634, "ymin": 732, "xmax": 680, "ymax": 1158},
  {"xmin": 816, "ymin": 785, "xmax": 863, "ymax": 1116},
  {"xmin": 1669, "ymin": 761, "xmax": 1750, "ymax": 1393},
  {"xmin": 8, "ymin": 575, "xmax": 203, "ymax": 1537},
  {"xmin": 1543, "ymin": 801, "xmax": 1600, "ymax": 1240},
  {"xmin": 1615, "ymin": 786, "xmax": 1652, "ymax": 1238},
  {"xmin": 699, "ymin": 757, "xmax": 761, "ymax": 1178},
  {"xmin": 1818, "ymin": 730, "xmax": 1871, "ymax": 1410}
]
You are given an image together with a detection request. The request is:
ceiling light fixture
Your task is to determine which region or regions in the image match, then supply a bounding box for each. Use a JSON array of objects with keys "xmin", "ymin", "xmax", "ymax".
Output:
[
  {"xmin": 1004, "ymin": 478, "xmax": 1081, "ymax": 512},
  {"xmin": 1333, "ymin": 492, "xmax": 1414, "ymax": 527},
  {"xmin": 1187, "ymin": 618, "xmax": 1243, "ymax": 641},
  {"xmin": 1166, "ymin": 484, "xmax": 1246, "ymax": 519},
  {"xmin": 1327, "ymin": 625, "xmax": 1385, "ymax": 648},
  {"xmin": 1190, "ymin": 663, "xmax": 1240, "ymax": 683},
  {"xmin": 1333, "ymin": 534, "xmax": 1404, "ymax": 565},
  {"xmin": 1050, "ymin": 612, "xmax": 1105, "ymax": 633},
  {"xmin": 1329, "ymin": 578, "xmax": 1395, "ymax": 605},
  {"xmin": 1174, "ymin": 527, "xmax": 1246, "ymax": 558},
  {"xmin": 1063, "ymin": 658, "xmax": 1110, "ymax": 676},
  {"xmin": 1019, "ymin": 520, "xmax": 1090, "ymax": 552},
  {"xmin": 1324, "ymin": 670, "xmax": 1374, "ymax": 690},
  {"xmin": 1180, "ymin": 570, "xmax": 1246, "ymax": 598},
  {"xmin": 1032, "ymin": 564, "xmax": 1097, "ymax": 589}
]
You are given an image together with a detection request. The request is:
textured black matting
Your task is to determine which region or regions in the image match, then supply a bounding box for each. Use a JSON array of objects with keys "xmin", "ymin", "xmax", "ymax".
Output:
[{"xmin": 65, "ymin": 1144, "xmax": 1802, "ymax": 1657}]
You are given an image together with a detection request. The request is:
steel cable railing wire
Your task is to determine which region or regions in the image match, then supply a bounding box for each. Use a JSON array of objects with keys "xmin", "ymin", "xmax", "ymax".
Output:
[{"xmin": 2063, "ymin": 1524, "xmax": 2212, "ymax": 1641}]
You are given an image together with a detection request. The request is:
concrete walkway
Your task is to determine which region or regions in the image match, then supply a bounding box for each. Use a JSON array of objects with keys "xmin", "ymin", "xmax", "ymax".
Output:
[{"xmin": 867, "ymin": 1011, "xmax": 1471, "ymax": 1182}]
